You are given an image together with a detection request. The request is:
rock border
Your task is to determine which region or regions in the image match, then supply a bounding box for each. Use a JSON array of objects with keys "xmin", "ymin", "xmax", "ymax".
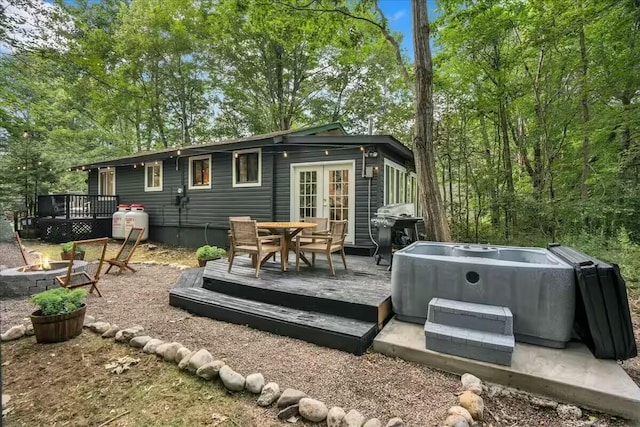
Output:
[{"xmin": 2, "ymin": 315, "xmax": 404, "ymax": 426}]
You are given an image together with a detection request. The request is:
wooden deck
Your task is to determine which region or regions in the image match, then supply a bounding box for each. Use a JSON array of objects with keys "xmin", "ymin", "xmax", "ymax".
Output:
[{"xmin": 169, "ymin": 255, "xmax": 392, "ymax": 355}]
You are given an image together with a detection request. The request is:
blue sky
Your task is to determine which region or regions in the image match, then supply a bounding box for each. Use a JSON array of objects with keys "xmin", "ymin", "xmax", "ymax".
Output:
[{"xmin": 377, "ymin": 0, "xmax": 439, "ymax": 60}]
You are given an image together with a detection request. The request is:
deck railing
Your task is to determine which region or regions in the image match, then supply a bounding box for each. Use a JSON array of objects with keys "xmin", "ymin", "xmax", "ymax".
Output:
[{"xmin": 37, "ymin": 194, "xmax": 119, "ymax": 219}]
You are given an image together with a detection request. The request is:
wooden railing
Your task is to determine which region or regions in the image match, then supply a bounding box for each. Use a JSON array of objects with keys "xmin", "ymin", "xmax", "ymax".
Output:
[{"xmin": 37, "ymin": 194, "xmax": 119, "ymax": 219}]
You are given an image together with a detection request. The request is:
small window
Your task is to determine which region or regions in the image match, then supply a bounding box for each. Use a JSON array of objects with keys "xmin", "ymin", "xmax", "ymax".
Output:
[
  {"xmin": 384, "ymin": 159, "xmax": 418, "ymax": 215},
  {"xmin": 232, "ymin": 148, "xmax": 261, "ymax": 187},
  {"xmin": 189, "ymin": 155, "xmax": 211, "ymax": 189},
  {"xmin": 98, "ymin": 168, "xmax": 116, "ymax": 195},
  {"xmin": 145, "ymin": 162, "xmax": 163, "ymax": 192}
]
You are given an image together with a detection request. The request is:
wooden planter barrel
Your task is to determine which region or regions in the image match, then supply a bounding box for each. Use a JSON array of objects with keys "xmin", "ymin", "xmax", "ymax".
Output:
[
  {"xmin": 30, "ymin": 304, "xmax": 86, "ymax": 343},
  {"xmin": 60, "ymin": 252, "xmax": 85, "ymax": 261},
  {"xmin": 198, "ymin": 257, "xmax": 220, "ymax": 267}
]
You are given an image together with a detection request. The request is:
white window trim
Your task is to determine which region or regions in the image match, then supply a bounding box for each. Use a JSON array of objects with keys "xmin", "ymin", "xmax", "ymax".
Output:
[
  {"xmin": 188, "ymin": 154, "xmax": 212, "ymax": 190},
  {"xmin": 144, "ymin": 161, "xmax": 163, "ymax": 192},
  {"xmin": 98, "ymin": 167, "xmax": 116, "ymax": 195},
  {"xmin": 232, "ymin": 148, "xmax": 262, "ymax": 188},
  {"xmin": 383, "ymin": 158, "xmax": 406, "ymax": 205}
]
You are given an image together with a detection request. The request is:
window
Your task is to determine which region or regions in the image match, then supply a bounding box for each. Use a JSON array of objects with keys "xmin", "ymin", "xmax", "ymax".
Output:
[
  {"xmin": 145, "ymin": 161, "xmax": 163, "ymax": 192},
  {"xmin": 232, "ymin": 148, "xmax": 261, "ymax": 187},
  {"xmin": 189, "ymin": 155, "xmax": 211, "ymax": 189},
  {"xmin": 98, "ymin": 168, "xmax": 116, "ymax": 195},
  {"xmin": 384, "ymin": 159, "xmax": 418, "ymax": 214}
]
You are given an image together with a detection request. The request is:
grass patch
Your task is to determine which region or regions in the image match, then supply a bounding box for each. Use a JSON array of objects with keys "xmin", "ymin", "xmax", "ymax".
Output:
[
  {"xmin": 22, "ymin": 239, "xmax": 198, "ymax": 268},
  {"xmin": 1, "ymin": 333, "xmax": 257, "ymax": 426}
]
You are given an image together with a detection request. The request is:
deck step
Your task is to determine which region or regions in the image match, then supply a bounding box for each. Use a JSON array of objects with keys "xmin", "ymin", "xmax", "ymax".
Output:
[
  {"xmin": 169, "ymin": 287, "xmax": 378, "ymax": 355},
  {"xmin": 201, "ymin": 260, "xmax": 388, "ymax": 324},
  {"xmin": 424, "ymin": 321, "xmax": 515, "ymax": 366},
  {"xmin": 427, "ymin": 297, "xmax": 513, "ymax": 335}
]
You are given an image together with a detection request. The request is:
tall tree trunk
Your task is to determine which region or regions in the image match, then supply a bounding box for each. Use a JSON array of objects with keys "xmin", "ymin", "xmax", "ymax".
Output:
[
  {"xmin": 498, "ymin": 99, "xmax": 514, "ymax": 238},
  {"xmin": 479, "ymin": 113, "xmax": 499, "ymax": 225},
  {"xmin": 578, "ymin": 19, "xmax": 590, "ymax": 200},
  {"xmin": 411, "ymin": 0, "xmax": 451, "ymax": 241}
]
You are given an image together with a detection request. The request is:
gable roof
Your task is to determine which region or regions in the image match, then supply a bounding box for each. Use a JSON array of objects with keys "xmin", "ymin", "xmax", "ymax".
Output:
[{"xmin": 74, "ymin": 123, "xmax": 346, "ymax": 169}]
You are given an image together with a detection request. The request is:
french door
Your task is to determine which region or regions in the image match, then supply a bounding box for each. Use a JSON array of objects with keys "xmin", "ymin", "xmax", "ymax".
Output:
[{"xmin": 291, "ymin": 162, "xmax": 355, "ymax": 243}]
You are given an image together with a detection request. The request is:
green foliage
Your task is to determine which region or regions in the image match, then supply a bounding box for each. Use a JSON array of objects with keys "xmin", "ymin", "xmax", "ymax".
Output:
[
  {"xmin": 195, "ymin": 245, "xmax": 226, "ymax": 260},
  {"xmin": 31, "ymin": 288, "xmax": 87, "ymax": 316},
  {"xmin": 60, "ymin": 242, "xmax": 84, "ymax": 254}
]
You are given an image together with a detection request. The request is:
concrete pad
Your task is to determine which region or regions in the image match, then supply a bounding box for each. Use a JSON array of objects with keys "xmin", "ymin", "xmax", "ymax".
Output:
[{"xmin": 373, "ymin": 317, "xmax": 640, "ymax": 421}]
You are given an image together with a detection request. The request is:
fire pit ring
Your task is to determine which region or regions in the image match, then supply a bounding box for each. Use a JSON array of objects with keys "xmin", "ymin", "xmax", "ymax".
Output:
[{"xmin": 0, "ymin": 261, "xmax": 88, "ymax": 298}]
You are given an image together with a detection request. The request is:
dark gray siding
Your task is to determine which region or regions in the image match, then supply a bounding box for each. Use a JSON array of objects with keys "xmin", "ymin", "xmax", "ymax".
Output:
[
  {"xmin": 273, "ymin": 145, "xmax": 379, "ymax": 247},
  {"xmin": 88, "ymin": 170, "xmax": 98, "ymax": 194}
]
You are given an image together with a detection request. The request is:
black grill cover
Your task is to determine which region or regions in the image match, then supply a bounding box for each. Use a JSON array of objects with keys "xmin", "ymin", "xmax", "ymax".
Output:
[{"xmin": 548, "ymin": 243, "xmax": 637, "ymax": 360}]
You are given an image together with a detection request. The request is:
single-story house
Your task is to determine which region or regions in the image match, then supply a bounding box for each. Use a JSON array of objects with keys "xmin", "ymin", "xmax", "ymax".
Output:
[{"xmin": 75, "ymin": 123, "xmax": 418, "ymax": 254}]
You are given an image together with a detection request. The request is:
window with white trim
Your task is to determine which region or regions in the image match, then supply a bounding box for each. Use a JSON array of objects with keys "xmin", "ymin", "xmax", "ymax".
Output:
[
  {"xmin": 98, "ymin": 168, "xmax": 116, "ymax": 195},
  {"xmin": 232, "ymin": 148, "xmax": 261, "ymax": 187},
  {"xmin": 384, "ymin": 159, "xmax": 418, "ymax": 214},
  {"xmin": 145, "ymin": 161, "xmax": 163, "ymax": 192},
  {"xmin": 189, "ymin": 155, "xmax": 211, "ymax": 189}
]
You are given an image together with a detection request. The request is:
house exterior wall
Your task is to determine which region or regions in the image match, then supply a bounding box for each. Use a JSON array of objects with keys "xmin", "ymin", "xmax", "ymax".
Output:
[{"xmin": 87, "ymin": 141, "xmax": 408, "ymax": 250}]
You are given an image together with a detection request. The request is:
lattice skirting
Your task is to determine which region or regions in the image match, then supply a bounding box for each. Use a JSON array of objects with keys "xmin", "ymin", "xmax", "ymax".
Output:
[{"xmin": 37, "ymin": 218, "xmax": 112, "ymax": 243}]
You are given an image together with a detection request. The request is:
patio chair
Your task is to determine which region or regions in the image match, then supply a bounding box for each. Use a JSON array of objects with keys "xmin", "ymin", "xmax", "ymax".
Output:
[
  {"xmin": 105, "ymin": 227, "xmax": 145, "ymax": 275},
  {"xmin": 228, "ymin": 220, "xmax": 285, "ymax": 278},
  {"xmin": 55, "ymin": 238, "xmax": 108, "ymax": 297},
  {"xmin": 295, "ymin": 220, "xmax": 348, "ymax": 275},
  {"xmin": 228, "ymin": 216, "xmax": 275, "ymax": 261},
  {"xmin": 297, "ymin": 217, "xmax": 330, "ymax": 264},
  {"xmin": 15, "ymin": 232, "xmax": 32, "ymax": 265}
]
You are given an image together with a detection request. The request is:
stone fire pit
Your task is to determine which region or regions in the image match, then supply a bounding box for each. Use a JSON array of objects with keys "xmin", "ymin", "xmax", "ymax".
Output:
[{"xmin": 0, "ymin": 261, "xmax": 87, "ymax": 298}]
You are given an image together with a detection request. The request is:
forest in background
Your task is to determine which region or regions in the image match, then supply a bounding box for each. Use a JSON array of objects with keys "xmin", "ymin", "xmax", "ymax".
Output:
[{"xmin": 0, "ymin": 0, "xmax": 639, "ymax": 286}]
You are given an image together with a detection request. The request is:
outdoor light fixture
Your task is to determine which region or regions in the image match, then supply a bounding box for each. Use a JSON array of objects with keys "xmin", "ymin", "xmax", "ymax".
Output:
[
  {"xmin": 177, "ymin": 149, "xmax": 181, "ymax": 155},
  {"xmin": 283, "ymin": 151, "xmax": 288, "ymax": 158},
  {"xmin": 325, "ymin": 150, "xmax": 329, "ymax": 155}
]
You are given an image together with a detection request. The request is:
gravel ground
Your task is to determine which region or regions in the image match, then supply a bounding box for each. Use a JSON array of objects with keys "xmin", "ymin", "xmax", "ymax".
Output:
[{"xmin": 0, "ymin": 240, "xmax": 635, "ymax": 426}]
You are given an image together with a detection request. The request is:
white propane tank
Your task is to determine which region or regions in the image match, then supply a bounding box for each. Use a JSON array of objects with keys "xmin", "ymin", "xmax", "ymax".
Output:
[
  {"xmin": 124, "ymin": 204, "xmax": 149, "ymax": 241},
  {"xmin": 112, "ymin": 204, "xmax": 130, "ymax": 239}
]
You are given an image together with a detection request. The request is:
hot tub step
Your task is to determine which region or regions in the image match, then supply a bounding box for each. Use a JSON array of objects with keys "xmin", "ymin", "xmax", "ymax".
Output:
[
  {"xmin": 424, "ymin": 321, "xmax": 515, "ymax": 366},
  {"xmin": 427, "ymin": 297, "xmax": 513, "ymax": 335}
]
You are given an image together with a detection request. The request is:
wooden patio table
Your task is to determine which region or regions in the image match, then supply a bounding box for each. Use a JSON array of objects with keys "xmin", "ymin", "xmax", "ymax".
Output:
[{"xmin": 256, "ymin": 222, "xmax": 317, "ymax": 271}]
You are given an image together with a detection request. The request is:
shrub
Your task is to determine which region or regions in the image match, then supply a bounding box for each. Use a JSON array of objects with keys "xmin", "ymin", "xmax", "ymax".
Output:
[
  {"xmin": 31, "ymin": 288, "xmax": 88, "ymax": 316},
  {"xmin": 61, "ymin": 242, "xmax": 85, "ymax": 254},
  {"xmin": 196, "ymin": 245, "xmax": 226, "ymax": 260}
]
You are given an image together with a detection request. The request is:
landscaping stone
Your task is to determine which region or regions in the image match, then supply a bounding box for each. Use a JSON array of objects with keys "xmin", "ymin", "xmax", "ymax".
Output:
[
  {"xmin": 461, "ymin": 373, "xmax": 483, "ymax": 395},
  {"xmin": 245, "ymin": 373, "xmax": 265, "ymax": 394},
  {"xmin": 83, "ymin": 315, "xmax": 96, "ymax": 326},
  {"xmin": 363, "ymin": 419, "xmax": 382, "ymax": 427},
  {"xmin": 341, "ymin": 409, "xmax": 365, "ymax": 427},
  {"xmin": 88, "ymin": 322, "xmax": 110, "ymax": 334},
  {"xmin": 444, "ymin": 415, "xmax": 469, "ymax": 427},
  {"xmin": 178, "ymin": 351, "xmax": 196, "ymax": 370},
  {"xmin": 557, "ymin": 404, "xmax": 582, "ymax": 420},
  {"xmin": 129, "ymin": 335, "xmax": 152, "ymax": 349},
  {"xmin": 529, "ymin": 396, "xmax": 558, "ymax": 409},
  {"xmin": 277, "ymin": 388, "xmax": 307, "ymax": 408},
  {"xmin": 447, "ymin": 406, "xmax": 473, "ymax": 425},
  {"xmin": 187, "ymin": 349, "xmax": 213, "ymax": 373},
  {"xmin": 101, "ymin": 325, "xmax": 119, "ymax": 338},
  {"xmin": 175, "ymin": 347, "xmax": 191, "ymax": 364},
  {"xmin": 142, "ymin": 338, "xmax": 164, "ymax": 354},
  {"xmin": 458, "ymin": 391, "xmax": 484, "ymax": 421},
  {"xmin": 1, "ymin": 394, "xmax": 10, "ymax": 409},
  {"xmin": 196, "ymin": 360, "xmax": 226, "ymax": 380},
  {"xmin": 154, "ymin": 342, "xmax": 171, "ymax": 357},
  {"xmin": 299, "ymin": 398, "xmax": 328, "ymax": 422},
  {"xmin": 385, "ymin": 418, "xmax": 404, "ymax": 427},
  {"xmin": 257, "ymin": 382, "xmax": 280, "ymax": 407},
  {"xmin": 277, "ymin": 404, "xmax": 299, "ymax": 420},
  {"xmin": 161, "ymin": 342, "xmax": 183, "ymax": 362},
  {"xmin": 1, "ymin": 325, "xmax": 25, "ymax": 341},
  {"xmin": 327, "ymin": 407, "xmax": 346, "ymax": 427},
  {"xmin": 25, "ymin": 323, "xmax": 34, "ymax": 336},
  {"xmin": 219, "ymin": 365, "xmax": 245, "ymax": 392},
  {"xmin": 114, "ymin": 325, "xmax": 144, "ymax": 343}
]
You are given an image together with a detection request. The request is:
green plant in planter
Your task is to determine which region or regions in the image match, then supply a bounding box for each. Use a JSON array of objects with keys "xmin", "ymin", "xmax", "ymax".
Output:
[
  {"xmin": 31, "ymin": 288, "xmax": 88, "ymax": 316},
  {"xmin": 196, "ymin": 245, "xmax": 226, "ymax": 260},
  {"xmin": 61, "ymin": 242, "xmax": 85, "ymax": 254}
]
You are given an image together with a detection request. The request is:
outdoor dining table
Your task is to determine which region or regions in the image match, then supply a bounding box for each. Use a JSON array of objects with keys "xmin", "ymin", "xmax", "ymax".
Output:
[{"xmin": 256, "ymin": 221, "xmax": 317, "ymax": 271}]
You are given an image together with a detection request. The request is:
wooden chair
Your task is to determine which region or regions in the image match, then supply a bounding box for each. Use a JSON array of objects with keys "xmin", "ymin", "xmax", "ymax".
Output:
[
  {"xmin": 297, "ymin": 217, "xmax": 330, "ymax": 264},
  {"xmin": 228, "ymin": 220, "xmax": 285, "ymax": 278},
  {"xmin": 105, "ymin": 227, "xmax": 144, "ymax": 275},
  {"xmin": 55, "ymin": 238, "xmax": 108, "ymax": 297},
  {"xmin": 15, "ymin": 232, "xmax": 32, "ymax": 265},
  {"xmin": 228, "ymin": 216, "xmax": 274, "ymax": 260},
  {"xmin": 295, "ymin": 220, "xmax": 348, "ymax": 275}
]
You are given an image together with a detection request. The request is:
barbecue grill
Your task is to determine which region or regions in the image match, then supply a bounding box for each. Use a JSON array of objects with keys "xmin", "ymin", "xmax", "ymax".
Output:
[{"xmin": 371, "ymin": 203, "xmax": 424, "ymax": 269}]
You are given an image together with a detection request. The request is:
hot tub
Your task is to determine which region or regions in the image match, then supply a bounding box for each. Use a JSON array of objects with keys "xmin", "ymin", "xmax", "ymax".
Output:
[{"xmin": 391, "ymin": 242, "xmax": 576, "ymax": 348}]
